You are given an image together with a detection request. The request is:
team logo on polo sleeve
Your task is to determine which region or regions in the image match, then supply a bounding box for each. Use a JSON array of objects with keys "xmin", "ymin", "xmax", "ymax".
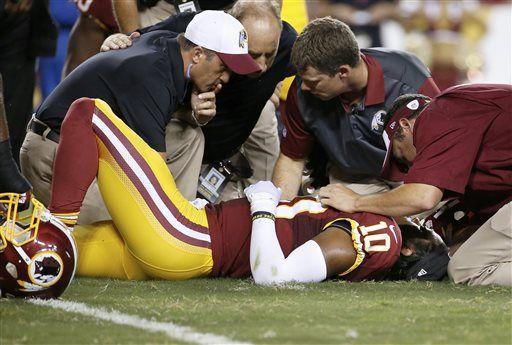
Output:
[
  {"xmin": 239, "ymin": 30, "xmax": 248, "ymax": 49},
  {"xmin": 371, "ymin": 110, "xmax": 386, "ymax": 131}
]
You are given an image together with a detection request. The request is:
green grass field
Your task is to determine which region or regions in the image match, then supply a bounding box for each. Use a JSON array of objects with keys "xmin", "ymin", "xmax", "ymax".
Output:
[{"xmin": 1, "ymin": 278, "xmax": 511, "ymax": 344}]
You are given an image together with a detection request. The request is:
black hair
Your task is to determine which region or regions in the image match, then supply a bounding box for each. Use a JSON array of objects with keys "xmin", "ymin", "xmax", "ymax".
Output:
[{"xmin": 388, "ymin": 223, "xmax": 448, "ymax": 280}]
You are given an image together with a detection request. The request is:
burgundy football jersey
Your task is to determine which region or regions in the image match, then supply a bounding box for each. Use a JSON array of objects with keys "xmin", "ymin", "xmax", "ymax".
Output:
[
  {"xmin": 207, "ymin": 197, "xmax": 401, "ymax": 281},
  {"xmin": 75, "ymin": 0, "xmax": 119, "ymax": 31}
]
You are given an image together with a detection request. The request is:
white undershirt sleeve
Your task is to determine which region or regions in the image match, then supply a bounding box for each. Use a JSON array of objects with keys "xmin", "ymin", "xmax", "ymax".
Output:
[{"xmin": 250, "ymin": 217, "xmax": 328, "ymax": 285}]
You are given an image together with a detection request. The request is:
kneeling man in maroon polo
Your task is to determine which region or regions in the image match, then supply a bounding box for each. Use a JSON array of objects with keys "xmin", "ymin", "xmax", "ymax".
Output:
[{"xmin": 318, "ymin": 84, "xmax": 512, "ymax": 286}]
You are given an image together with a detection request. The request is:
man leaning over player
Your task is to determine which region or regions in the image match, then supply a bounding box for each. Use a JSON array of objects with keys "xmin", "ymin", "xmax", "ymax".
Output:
[
  {"xmin": 20, "ymin": 11, "xmax": 260, "ymax": 225},
  {"xmin": 318, "ymin": 85, "xmax": 512, "ymax": 286},
  {"xmin": 47, "ymin": 97, "xmax": 448, "ymax": 284},
  {"xmin": 272, "ymin": 17, "xmax": 440, "ymax": 200}
]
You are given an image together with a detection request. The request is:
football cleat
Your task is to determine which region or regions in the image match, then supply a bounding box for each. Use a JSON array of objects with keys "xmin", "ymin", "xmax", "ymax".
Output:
[{"xmin": 0, "ymin": 193, "xmax": 77, "ymax": 298}]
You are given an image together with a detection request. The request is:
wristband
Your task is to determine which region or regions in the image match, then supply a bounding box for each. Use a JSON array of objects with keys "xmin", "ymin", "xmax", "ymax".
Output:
[{"xmin": 252, "ymin": 211, "xmax": 275, "ymax": 222}]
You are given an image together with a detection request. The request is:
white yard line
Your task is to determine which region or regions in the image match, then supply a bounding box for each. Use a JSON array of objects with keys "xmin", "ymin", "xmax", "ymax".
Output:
[{"xmin": 28, "ymin": 299, "xmax": 251, "ymax": 345}]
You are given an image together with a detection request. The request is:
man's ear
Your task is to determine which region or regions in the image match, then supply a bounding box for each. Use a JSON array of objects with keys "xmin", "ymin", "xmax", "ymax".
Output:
[
  {"xmin": 398, "ymin": 118, "xmax": 413, "ymax": 133},
  {"xmin": 337, "ymin": 65, "xmax": 351, "ymax": 79},
  {"xmin": 192, "ymin": 46, "xmax": 203, "ymax": 64}
]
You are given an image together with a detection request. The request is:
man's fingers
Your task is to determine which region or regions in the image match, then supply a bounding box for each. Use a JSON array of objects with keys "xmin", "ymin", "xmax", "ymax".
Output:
[
  {"xmin": 196, "ymin": 109, "xmax": 216, "ymax": 117},
  {"xmin": 195, "ymin": 101, "xmax": 215, "ymax": 110},
  {"xmin": 197, "ymin": 91, "xmax": 216, "ymax": 101},
  {"xmin": 119, "ymin": 36, "xmax": 132, "ymax": 46},
  {"xmin": 129, "ymin": 31, "xmax": 141, "ymax": 39},
  {"xmin": 319, "ymin": 197, "xmax": 333, "ymax": 208},
  {"xmin": 100, "ymin": 45, "xmax": 110, "ymax": 52},
  {"xmin": 318, "ymin": 186, "xmax": 330, "ymax": 197}
]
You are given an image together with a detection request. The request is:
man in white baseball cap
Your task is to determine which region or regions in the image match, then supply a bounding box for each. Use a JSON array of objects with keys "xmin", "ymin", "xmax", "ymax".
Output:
[{"xmin": 20, "ymin": 10, "xmax": 259, "ymax": 225}]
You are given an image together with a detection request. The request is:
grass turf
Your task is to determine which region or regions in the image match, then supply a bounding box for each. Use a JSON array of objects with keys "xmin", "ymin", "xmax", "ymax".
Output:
[{"xmin": 1, "ymin": 278, "xmax": 511, "ymax": 344}]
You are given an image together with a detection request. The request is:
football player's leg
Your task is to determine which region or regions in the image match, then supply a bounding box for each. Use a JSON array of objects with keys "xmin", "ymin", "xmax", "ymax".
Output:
[
  {"xmin": 90, "ymin": 99, "xmax": 213, "ymax": 280},
  {"xmin": 49, "ymin": 98, "xmax": 100, "ymax": 226},
  {"xmin": 73, "ymin": 221, "xmax": 148, "ymax": 280}
]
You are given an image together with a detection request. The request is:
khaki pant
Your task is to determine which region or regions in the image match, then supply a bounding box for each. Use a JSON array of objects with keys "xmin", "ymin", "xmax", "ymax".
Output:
[
  {"xmin": 216, "ymin": 100, "xmax": 280, "ymax": 201},
  {"xmin": 448, "ymin": 202, "xmax": 512, "ymax": 286},
  {"xmin": 327, "ymin": 165, "xmax": 399, "ymax": 195},
  {"xmin": 139, "ymin": 0, "xmax": 175, "ymax": 28},
  {"xmin": 20, "ymin": 131, "xmax": 109, "ymax": 224},
  {"xmin": 164, "ymin": 119, "xmax": 204, "ymax": 200},
  {"xmin": 20, "ymin": 120, "xmax": 203, "ymax": 224}
]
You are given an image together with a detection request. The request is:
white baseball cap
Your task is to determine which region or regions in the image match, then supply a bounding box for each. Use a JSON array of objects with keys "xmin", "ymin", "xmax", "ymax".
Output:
[{"xmin": 184, "ymin": 10, "xmax": 261, "ymax": 75}]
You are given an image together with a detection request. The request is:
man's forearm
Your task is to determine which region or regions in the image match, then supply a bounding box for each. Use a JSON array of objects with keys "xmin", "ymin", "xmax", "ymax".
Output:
[
  {"xmin": 112, "ymin": 0, "xmax": 140, "ymax": 34},
  {"xmin": 271, "ymin": 153, "xmax": 305, "ymax": 200},
  {"xmin": 354, "ymin": 184, "xmax": 443, "ymax": 217}
]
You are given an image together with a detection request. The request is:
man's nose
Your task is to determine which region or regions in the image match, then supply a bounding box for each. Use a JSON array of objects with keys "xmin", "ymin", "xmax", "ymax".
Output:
[
  {"xmin": 254, "ymin": 56, "xmax": 268, "ymax": 74},
  {"xmin": 221, "ymin": 71, "xmax": 231, "ymax": 84},
  {"xmin": 301, "ymin": 83, "xmax": 311, "ymax": 92}
]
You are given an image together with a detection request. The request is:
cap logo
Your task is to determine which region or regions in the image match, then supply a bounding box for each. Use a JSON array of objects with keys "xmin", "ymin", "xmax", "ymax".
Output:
[
  {"xmin": 389, "ymin": 121, "xmax": 396, "ymax": 130},
  {"xmin": 407, "ymin": 100, "xmax": 420, "ymax": 110},
  {"xmin": 239, "ymin": 29, "xmax": 248, "ymax": 49}
]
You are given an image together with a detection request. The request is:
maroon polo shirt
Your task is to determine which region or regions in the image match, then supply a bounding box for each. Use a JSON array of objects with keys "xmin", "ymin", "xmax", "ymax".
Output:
[{"xmin": 405, "ymin": 84, "xmax": 512, "ymax": 221}]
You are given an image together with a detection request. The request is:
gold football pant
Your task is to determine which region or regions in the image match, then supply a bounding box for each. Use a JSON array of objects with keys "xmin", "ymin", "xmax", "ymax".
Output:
[{"xmin": 70, "ymin": 99, "xmax": 213, "ymax": 280}]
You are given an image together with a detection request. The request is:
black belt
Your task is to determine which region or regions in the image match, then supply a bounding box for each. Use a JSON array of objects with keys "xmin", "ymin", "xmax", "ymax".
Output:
[{"xmin": 28, "ymin": 118, "xmax": 60, "ymax": 143}]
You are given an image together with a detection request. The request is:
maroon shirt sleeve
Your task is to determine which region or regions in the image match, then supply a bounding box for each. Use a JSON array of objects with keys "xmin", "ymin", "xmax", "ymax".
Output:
[
  {"xmin": 404, "ymin": 99, "xmax": 485, "ymax": 194},
  {"xmin": 418, "ymin": 77, "xmax": 441, "ymax": 98},
  {"xmin": 280, "ymin": 79, "xmax": 316, "ymax": 159}
]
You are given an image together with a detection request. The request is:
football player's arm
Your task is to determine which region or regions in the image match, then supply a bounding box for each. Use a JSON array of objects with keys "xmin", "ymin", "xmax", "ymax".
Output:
[
  {"xmin": 245, "ymin": 181, "xmax": 328, "ymax": 285},
  {"xmin": 112, "ymin": 0, "xmax": 140, "ymax": 34},
  {"xmin": 319, "ymin": 182, "xmax": 443, "ymax": 217}
]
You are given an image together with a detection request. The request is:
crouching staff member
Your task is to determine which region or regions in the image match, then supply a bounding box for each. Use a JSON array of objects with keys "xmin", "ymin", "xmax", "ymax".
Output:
[
  {"xmin": 20, "ymin": 10, "xmax": 259, "ymax": 225},
  {"xmin": 272, "ymin": 17, "xmax": 440, "ymax": 200},
  {"xmin": 319, "ymin": 84, "xmax": 512, "ymax": 286},
  {"xmin": 48, "ymin": 97, "xmax": 447, "ymax": 283}
]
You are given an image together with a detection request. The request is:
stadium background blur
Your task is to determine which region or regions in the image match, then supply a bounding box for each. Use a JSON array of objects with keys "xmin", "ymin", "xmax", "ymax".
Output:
[{"xmin": 34, "ymin": 0, "xmax": 512, "ymax": 107}]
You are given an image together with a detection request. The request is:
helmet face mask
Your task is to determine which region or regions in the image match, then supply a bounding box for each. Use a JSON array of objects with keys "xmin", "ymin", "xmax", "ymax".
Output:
[
  {"xmin": 0, "ymin": 193, "xmax": 44, "ymax": 250},
  {"xmin": 0, "ymin": 193, "xmax": 77, "ymax": 299}
]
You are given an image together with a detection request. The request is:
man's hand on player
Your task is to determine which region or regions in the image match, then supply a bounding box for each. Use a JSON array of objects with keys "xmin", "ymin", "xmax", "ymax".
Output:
[
  {"xmin": 318, "ymin": 183, "xmax": 360, "ymax": 213},
  {"xmin": 101, "ymin": 32, "xmax": 140, "ymax": 52},
  {"xmin": 244, "ymin": 181, "xmax": 282, "ymax": 216}
]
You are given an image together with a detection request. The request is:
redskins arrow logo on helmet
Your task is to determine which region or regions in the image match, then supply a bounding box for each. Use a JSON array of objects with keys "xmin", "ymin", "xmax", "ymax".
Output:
[{"xmin": 0, "ymin": 193, "xmax": 77, "ymax": 299}]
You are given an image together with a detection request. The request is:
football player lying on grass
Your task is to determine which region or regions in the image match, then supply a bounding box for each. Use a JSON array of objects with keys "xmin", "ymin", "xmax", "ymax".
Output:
[{"xmin": 48, "ymin": 98, "xmax": 449, "ymax": 284}]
